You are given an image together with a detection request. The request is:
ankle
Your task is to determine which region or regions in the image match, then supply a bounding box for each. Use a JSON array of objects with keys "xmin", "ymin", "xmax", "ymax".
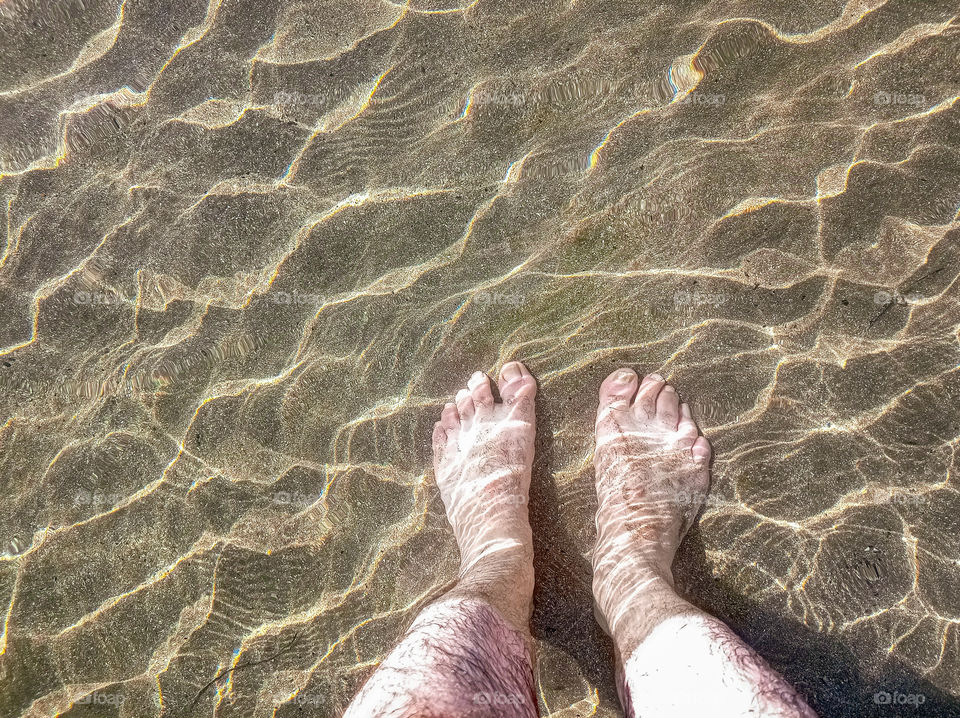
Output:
[
  {"xmin": 594, "ymin": 510, "xmax": 682, "ymax": 569},
  {"xmin": 460, "ymin": 548, "xmax": 534, "ymax": 592},
  {"xmin": 457, "ymin": 518, "xmax": 533, "ymax": 568},
  {"xmin": 593, "ymin": 536, "xmax": 676, "ymax": 589},
  {"xmin": 593, "ymin": 556, "xmax": 685, "ymax": 649},
  {"xmin": 454, "ymin": 552, "xmax": 534, "ymax": 634}
]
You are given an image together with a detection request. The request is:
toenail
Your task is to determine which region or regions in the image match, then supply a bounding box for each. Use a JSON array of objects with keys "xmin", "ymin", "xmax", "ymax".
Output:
[
  {"xmin": 663, "ymin": 385, "xmax": 675, "ymax": 392},
  {"xmin": 501, "ymin": 362, "xmax": 522, "ymax": 380},
  {"xmin": 649, "ymin": 373, "xmax": 664, "ymax": 381},
  {"xmin": 616, "ymin": 370, "xmax": 634, "ymax": 382}
]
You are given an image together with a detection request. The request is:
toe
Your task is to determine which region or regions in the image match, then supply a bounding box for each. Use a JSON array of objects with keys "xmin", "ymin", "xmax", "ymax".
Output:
[
  {"xmin": 432, "ymin": 421, "xmax": 447, "ymax": 457},
  {"xmin": 440, "ymin": 401, "xmax": 460, "ymax": 430},
  {"xmin": 656, "ymin": 384, "xmax": 681, "ymax": 430},
  {"xmin": 499, "ymin": 360, "xmax": 524, "ymax": 385},
  {"xmin": 676, "ymin": 402, "xmax": 699, "ymax": 448},
  {"xmin": 468, "ymin": 371, "xmax": 495, "ymax": 409},
  {"xmin": 634, "ymin": 373, "xmax": 666, "ymax": 419},
  {"xmin": 597, "ymin": 368, "xmax": 639, "ymax": 422},
  {"xmin": 691, "ymin": 435, "xmax": 712, "ymax": 466},
  {"xmin": 456, "ymin": 388, "xmax": 475, "ymax": 424},
  {"xmin": 499, "ymin": 361, "xmax": 536, "ymax": 408}
]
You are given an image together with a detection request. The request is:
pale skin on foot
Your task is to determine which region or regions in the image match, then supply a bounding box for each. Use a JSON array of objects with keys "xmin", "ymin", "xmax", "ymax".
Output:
[{"xmin": 344, "ymin": 362, "xmax": 818, "ymax": 718}]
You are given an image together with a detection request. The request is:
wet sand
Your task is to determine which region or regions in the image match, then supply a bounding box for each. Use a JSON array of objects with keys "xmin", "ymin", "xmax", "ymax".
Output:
[{"xmin": 1, "ymin": 0, "xmax": 959, "ymax": 716}]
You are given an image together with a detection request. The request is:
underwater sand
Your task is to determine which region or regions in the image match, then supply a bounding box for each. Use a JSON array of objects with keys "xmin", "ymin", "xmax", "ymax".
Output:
[{"xmin": 1, "ymin": 0, "xmax": 959, "ymax": 716}]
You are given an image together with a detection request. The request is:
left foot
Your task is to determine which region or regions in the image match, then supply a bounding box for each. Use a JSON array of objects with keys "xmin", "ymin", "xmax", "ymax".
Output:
[{"xmin": 432, "ymin": 361, "xmax": 538, "ymax": 625}]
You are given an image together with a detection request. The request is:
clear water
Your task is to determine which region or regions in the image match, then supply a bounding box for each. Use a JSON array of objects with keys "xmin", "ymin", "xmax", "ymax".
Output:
[{"xmin": 1, "ymin": 0, "xmax": 959, "ymax": 716}]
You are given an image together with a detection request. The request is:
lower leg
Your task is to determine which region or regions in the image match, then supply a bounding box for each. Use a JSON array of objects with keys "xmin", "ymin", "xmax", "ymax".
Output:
[
  {"xmin": 344, "ymin": 363, "xmax": 541, "ymax": 718},
  {"xmin": 592, "ymin": 369, "xmax": 817, "ymax": 718},
  {"xmin": 600, "ymin": 561, "xmax": 815, "ymax": 718},
  {"xmin": 343, "ymin": 564, "xmax": 536, "ymax": 717}
]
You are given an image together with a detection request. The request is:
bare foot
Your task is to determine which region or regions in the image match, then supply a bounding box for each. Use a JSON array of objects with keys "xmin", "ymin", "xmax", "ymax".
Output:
[
  {"xmin": 592, "ymin": 368, "xmax": 711, "ymax": 638},
  {"xmin": 343, "ymin": 363, "xmax": 540, "ymax": 718},
  {"xmin": 590, "ymin": 369, "xmax": 818, "ymax": 717},
  {"xmin": 432, "ymin": 361, "xmax": 538, "ymax": 629}
]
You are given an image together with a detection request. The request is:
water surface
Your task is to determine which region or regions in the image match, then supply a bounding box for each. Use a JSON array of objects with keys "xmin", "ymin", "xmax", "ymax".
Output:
[{"xmin": 1, "ymin": 1, "xmax": 959, "ymax": 716}]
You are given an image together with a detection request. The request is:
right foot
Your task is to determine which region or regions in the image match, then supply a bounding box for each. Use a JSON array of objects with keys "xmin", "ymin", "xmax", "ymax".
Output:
[{"xmin": 591, "ymin": 368, "xmax": 712, "ymax": 637}]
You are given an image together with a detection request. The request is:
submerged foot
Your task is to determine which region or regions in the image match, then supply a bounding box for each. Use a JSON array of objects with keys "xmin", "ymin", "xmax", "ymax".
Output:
[
  {"xmin": 591, "ymin": 368, "xmax": 712, "ymax": 636},
  {"xmin": 344, "ymin": 363, "xmax": 540, "ymax": 718},
  {"xmin": 432, "ymin": 361, "xmax": 537, "ymax": 626}
]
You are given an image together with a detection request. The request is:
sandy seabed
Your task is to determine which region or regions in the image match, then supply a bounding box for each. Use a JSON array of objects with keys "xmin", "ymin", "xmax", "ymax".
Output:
[{"xmin": 1, "ymin": 0, "xmax": 959, "ymax": 716}]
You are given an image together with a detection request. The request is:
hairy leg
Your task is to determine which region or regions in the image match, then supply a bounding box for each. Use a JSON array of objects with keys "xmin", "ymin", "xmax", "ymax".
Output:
[
  {"xmin": 343, "ymin": 595, "xmax": 536, "ymax": 718},
  {"xmin": 344, "ymin": 362, "xmax": 540, "ymax": 718},
  {"xmin": 592, "ymin": 368, "xmax": 818, "ymax": 718},
  {"xmin": 609, "ymin": 577, "xmax": 817, "ymax": 718}
]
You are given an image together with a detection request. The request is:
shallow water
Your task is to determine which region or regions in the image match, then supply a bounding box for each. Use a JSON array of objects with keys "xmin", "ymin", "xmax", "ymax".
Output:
[{"xmin": 1, "ymin": 0, "xmax": 959, "ymax": 716}]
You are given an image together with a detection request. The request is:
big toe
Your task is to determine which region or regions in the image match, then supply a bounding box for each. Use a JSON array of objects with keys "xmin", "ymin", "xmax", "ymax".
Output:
[
  {"xmin": 498, "ymin": 361, "xmax": 536, "ymax": 414},
  {"xmin": 597, "ymin": 368, "xmax": 639, "ymax": 423}
]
